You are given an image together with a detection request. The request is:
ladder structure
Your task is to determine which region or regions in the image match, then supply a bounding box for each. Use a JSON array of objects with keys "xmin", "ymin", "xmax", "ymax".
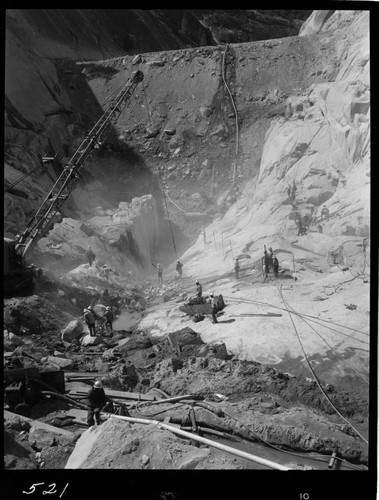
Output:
[{"xmin": 16, "ymin": 70, "xmax": 144, "ymax": 258}]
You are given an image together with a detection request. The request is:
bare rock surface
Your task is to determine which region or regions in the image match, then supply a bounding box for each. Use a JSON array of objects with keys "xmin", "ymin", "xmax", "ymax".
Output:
[{"xmin": 66, "ymin": 417, "xmax": 243, "ymax": 469}]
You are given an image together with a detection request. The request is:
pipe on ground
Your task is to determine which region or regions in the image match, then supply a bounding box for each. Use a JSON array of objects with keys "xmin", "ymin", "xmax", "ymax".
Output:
[
  {"xmin": 107, "ymin": 414, "xmax": 291, "ymax": 470},
  {"xmin": 40, "ymin": 391, "xmax": 88, "ymax": 410},
  {"xmin": 140, "ymin": 394, "xmax": 201, "ymax": 406}
]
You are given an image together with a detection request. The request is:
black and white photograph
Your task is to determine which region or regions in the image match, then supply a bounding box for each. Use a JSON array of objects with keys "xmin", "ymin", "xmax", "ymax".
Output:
[{"xmin": 3, "ymin": 7, "xmax": 376, "ymax": 499}]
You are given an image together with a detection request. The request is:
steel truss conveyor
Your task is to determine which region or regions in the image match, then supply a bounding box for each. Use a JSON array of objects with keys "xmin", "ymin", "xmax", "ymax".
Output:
[{"xmin": 16, "ymin": 70, "xmax": 144, "ymax": 257}]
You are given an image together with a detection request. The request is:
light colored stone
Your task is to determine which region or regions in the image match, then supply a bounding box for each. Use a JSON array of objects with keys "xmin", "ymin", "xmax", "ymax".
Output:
[
  {"xmin": 80, "ymin": 335, "xmax": 103, "ymax": 347},
  {"xmin": 61, "ymin": 320, "xmax": 84, "ymax": 342},
  {"xmin": 46, "ymin": 356, "xmax": 75, "ymax": 369}
]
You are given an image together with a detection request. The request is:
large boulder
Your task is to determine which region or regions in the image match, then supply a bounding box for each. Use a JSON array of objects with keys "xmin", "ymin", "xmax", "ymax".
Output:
[
  {"xmin": 61, "ymin": 320, "xmax": 84, "ymax": 342},
  {"xmin": 3, "ymin": 296, "xmax": 43, "ymax": 335},
  {"xmin": 197, "ymin": 341, "xmax": 228, "ymax": 360},
  {"xmin": 81, "ymin": 334, "xmax": 103, "ymax": 347},
  {"xmin": 46, "ymin": 356, "xmax": 75, "ymax": 370},
  {"xmin": 115, "ymin": 336, "xmax": 152, "ymax": 356},
  {"xmin": 28, "ymin": 427, "xmax": 58, "ymax": 451},
  {"xmin": 168, "ymin": 327, "xmax": 204, "ymax": 349},
  {"xmin": 4, "ymin": 414, "xmax": 31, "ymax": 432},
  {"xmin": 3, "ymin": 331, "xmax": 24, "ymax": 351}
]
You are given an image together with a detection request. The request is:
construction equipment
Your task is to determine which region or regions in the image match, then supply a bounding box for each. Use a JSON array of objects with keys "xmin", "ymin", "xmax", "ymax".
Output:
[
  {"xmin": 4, "ymin": 367, "xmax": 65, "ymax": 417},
  {"xmin": 3, "ymin": 237, "xmax": 37, "ymax": 296},
  {"xmin": 179, "ymin": 294, "xmax": 225, "ymax": 317},
  {"xmin": 4, "ymin": 70, "xmax": 143, "ymax": 296}
]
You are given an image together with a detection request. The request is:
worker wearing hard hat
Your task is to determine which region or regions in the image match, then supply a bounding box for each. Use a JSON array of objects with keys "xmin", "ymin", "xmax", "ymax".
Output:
[
  {"xmin": 87, "ymin": 380, "xmax": 108, "ymax": 427},
  {"xmin": 83, "ymin": 306, "xmax": 100, "ymax": 337}
]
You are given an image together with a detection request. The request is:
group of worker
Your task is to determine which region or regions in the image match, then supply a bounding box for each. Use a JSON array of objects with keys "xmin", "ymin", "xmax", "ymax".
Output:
[
  {"xmin": 83, "ymin": 304, "xmax": 114, "ymax": 337},
  {"xmin": 296, "ymin": 205, "xmax": 330, "ymax": 236},
  {"xmin": 152, "ymin": 260, "xmax": 184, "ymax": 284},
  {"xmin": 296, "ymin": 218, "xmax": 309, "ymax": 236},
  {"xmin": 86, "ymin": 246, "xmax": 116, "ymax": 283},
  {"xmin": 263, "ymin": 247, "xmax": 279, "ymax": 280}
]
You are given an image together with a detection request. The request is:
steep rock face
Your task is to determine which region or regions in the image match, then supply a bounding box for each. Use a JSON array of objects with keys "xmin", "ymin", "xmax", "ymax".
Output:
[
  {"xmin": 88, "ymin": 195, "xmax": 160, "ymax": 268},
  {"xmin": 298, "ymin": 10, "xmax": 335, "ymax": 36},
  {"xmin": 182, "ymin": 10, "xmax": 370, "ymax": 275},
  {"xmin": 33, "ymin": 195, "xmax": 160, "ymax": 276},
  {"xmin": 190, "ymin": 10, "xmax": 311, "ymax": 45},
  {"xmin": 6, "ymin": 10, "xmax": 309, "ymax": 60}
]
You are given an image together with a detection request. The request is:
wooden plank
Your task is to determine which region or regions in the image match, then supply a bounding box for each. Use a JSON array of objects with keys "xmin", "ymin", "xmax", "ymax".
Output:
[
  {"xmin": 70, "ymin": 388, "xmax": 155, "ymax": 401},
  {"xmin": 66, "ymin": 408, "xmax": 87, "ymax": 424},
  {"xmin": 4, "ymin": 410, "xmax": 73, "ymax": 436},
  {"xmin": 64, "ymin": 372, "xmax": 108, "ymax": 379}
]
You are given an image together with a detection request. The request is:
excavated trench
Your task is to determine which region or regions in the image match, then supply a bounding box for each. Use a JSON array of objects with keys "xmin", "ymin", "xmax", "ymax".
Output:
[{"xmin": 4, "ymin": 10, "xmax": 370, "ymax": 472}]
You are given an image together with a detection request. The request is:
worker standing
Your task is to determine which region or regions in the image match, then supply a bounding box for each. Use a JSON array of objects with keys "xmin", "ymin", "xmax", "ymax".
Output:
[
  {"xmin": 195, "ymin": 280, "xmax": 203, "ymax": 298},
  {"xmin": 87, "ymin": 380, "xmax": 107, "ymax": 427},
  {"xmin": 234, "ymin": 259, "xmax": 240, "ymax": 279},
  {"xmin": 273, "ymin": 255, "xmax": 279, "ymax": 278},
  {"xmin": 86, "ymin": 246, "xmax": 96, "ymax": 267},
  {"xmin": 104, "ymin": 306, "xmax": 113, "ymax": 332},
  {"xmin": 263, "ymin": 250, "xmax": 270, "ymax": 281},
  {"xmin": 208, "ymin": 293, "xmax": 218, "ymax": 324},
  {"xmin": 83, "ymin": 306, "xmax": 100, "ymax": 337},
  {"xmin": 291, "ymin": 180, "xmax": 297, "ymax": 201},
  {"xmin": 268, "ymin": 247, "xmax": 274, "ymax": 272},
  {"xmin": 176, "ymin": 260, "xmax": 183, "ymax": 279},
  {"xmin": 156, "ymin": 262, "xmax": 163, "ymax": 284}
]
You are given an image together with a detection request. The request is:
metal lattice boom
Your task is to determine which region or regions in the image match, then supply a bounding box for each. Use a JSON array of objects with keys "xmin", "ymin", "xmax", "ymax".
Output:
[{"xmin": 16, "ymin": 70, "xmax": 143, "ymax": 257}]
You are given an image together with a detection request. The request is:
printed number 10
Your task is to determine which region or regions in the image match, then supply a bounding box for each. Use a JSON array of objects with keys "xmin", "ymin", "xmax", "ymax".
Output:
[{"xmin": 300, "ymin": 494, "xmax": 309, "ymax": 500}]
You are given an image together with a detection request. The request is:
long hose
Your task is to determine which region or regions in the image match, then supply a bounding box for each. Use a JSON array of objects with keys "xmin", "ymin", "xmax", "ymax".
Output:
[
  {"xmin": 224, "ymin": 295, "xmax": 369, "ymax": 340},
  {"xmin": 278, "ymin": 285, "xmax": 368, "ymax": 446},
  {"xmin": 221, "ymin": 44, "xmax": 239, "ymax": 198},
  {"xmin": 39, "ymin": 390, "xmax": 88, "ymax": 410},
  {"xmin": 283, "ymin": 297, "xmax": 369, "ymax": 385},
  {"xmin": 107, "ymin": 413, "xmax": 290, "ymax": 470}
]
